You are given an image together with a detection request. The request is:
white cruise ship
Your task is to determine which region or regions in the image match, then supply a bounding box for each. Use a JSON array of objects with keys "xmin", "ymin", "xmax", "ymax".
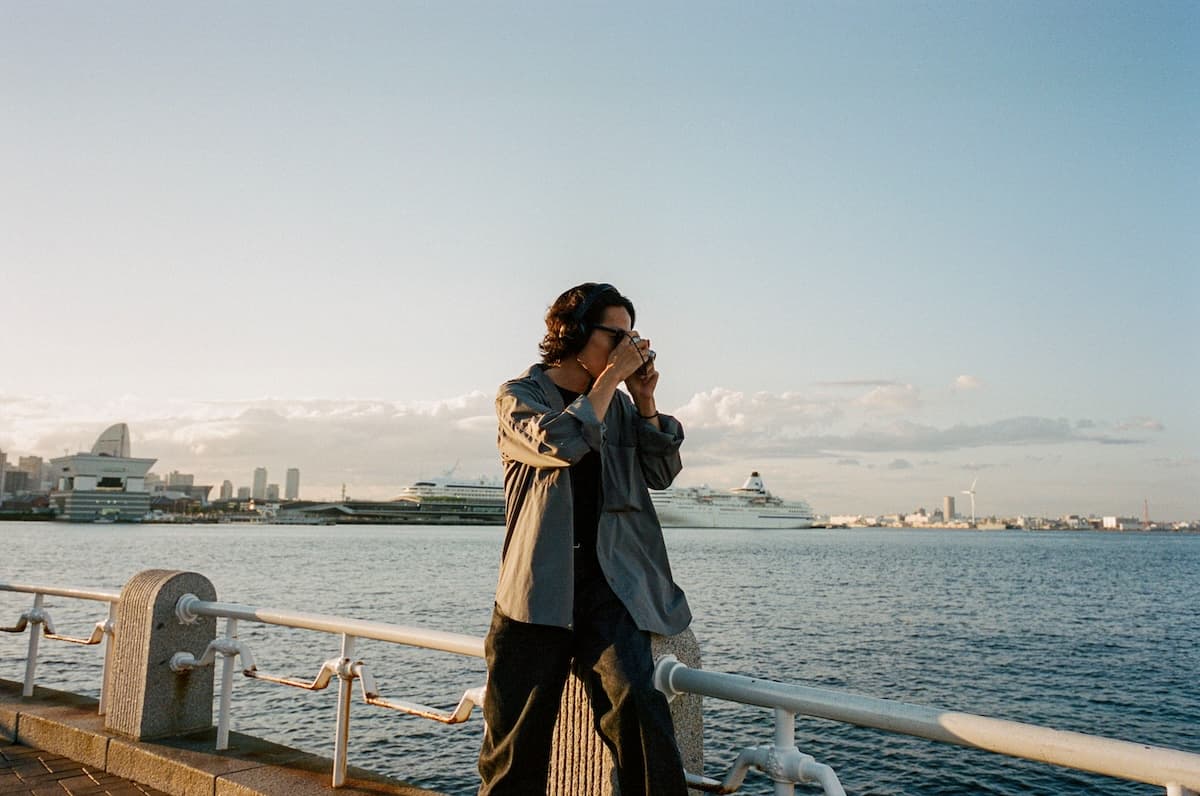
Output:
[
  {"xmin": 396, "ymin": 475, "xmax": 504, "ymax": 504},
  {"xmin": 651, "ymin": 472, "xmax": 816, "ymax": 529}
]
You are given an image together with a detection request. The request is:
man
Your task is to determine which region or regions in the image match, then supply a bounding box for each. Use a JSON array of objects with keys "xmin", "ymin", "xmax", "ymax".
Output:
[{"xmin": 478, "ymin": 282, "xmax": 691, "ymax": 795}]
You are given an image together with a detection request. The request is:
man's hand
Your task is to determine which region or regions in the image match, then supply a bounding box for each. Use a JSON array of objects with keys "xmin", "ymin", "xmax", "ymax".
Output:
[{"xmin": 620, "ymin": 332, "xmax": 659, "ymax": 419}]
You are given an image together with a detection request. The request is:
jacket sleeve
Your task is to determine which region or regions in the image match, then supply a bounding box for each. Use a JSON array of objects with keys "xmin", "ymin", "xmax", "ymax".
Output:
[
  {"xmin": 636, "ymin": 412, "xmax": 684, "ymax": 490},
  {"xmin": 496, "ymin": 380, "xmax": 604, "ymax": 468}
]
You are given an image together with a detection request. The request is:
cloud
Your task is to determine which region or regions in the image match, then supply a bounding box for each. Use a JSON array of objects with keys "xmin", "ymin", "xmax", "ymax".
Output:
[
  {"xmin": 815, "ymin": 379, "xmax": 898, "ymax": 388},
  {"xmin": 1150, "ymin": 457, "xmax": 1199, "ymax": 469},
  {"xmin": 0, "ymin": 385, "xmax": 1169, "ymax": 504},
  {"xmin": 674, "ymin": 388, "xmax": 842, "ymax": 432},
  {"xmin": 666, "ymin": 405, "xmax": 1155, "ymax": 460},
  {"xmin": 856, "ymin": 384, "xmax": 921, "ymax": 413},
  {"xmin": 887, "ymin": 458, "xmax": 913, "ymax": 470},
  {"xmin": 1114, "ymin": 417, "xmax": 1165, "ymax": 432},
  {"xmin": 952, "ymin": 374, "xmax": 983, "ymax": 391},
  {"xmin": 0, "ymin": 392, "xmax": 498, "ymax": 500}
]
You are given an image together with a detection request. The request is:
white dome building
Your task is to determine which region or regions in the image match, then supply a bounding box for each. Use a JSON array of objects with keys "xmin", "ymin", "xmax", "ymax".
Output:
[{"xmin": 49, "ymin": 424, "xmax": 157, "ymax": 522}]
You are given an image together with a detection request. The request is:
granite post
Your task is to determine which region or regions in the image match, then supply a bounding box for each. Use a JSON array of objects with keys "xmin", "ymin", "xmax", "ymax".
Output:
[
  {"xmin": 549, "ymin": 628, "xmax": 704, "ymax": 795},
  {"xmin": 104, "ymin": 569, "xmax": 218, "ymax": 740}
]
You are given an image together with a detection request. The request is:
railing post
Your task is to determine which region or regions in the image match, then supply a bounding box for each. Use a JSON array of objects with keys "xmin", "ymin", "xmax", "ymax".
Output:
[
  {"xmin": 216, "ymin": 617, "xmax": 238, "ymax": 750},
  {"xmin": 22, "ymin": 593, "xmax": 44, "ymax": 697},
  {"xmin": 104, "ymin": 570, "xmax": 218, "ymax": 740},
  {"xmin": 773, "ymin": 708, "xmax": 796, "ymax": 796},
  {"xmin": 332, "ymin": 633, "xmax": 356, "ymax": 788},
  {"xmin": 98, "ymin": 601, "xmax": 117, "ymax": 715}
]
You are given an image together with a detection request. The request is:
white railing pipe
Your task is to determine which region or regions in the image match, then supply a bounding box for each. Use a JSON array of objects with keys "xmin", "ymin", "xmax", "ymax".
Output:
[
  {"xmin": 0, "ymin": 582, "xmax": 121, "ymax": 604},
  {"xmin": 217, "ymin": 618, "xmax": 238, "ymax": 750},
  {"xmin": 1, "ymin": 582, "xmax": 121, "ymax": 710},
  {"xmin": 332, "ymin": 634, "xmax": 355, "ymax": 788},
  {"xmin": 23, "ymin": 594, "xmax": 44, "ymax": 697},
  {"xmin": 99, "ymin": 602, "xmax": 117, "ymax": 715},
  {"xmin": 655, "ymin": 657, "xmax": 1200, "ymax": 792},
  {"xmin": 175, "ymin": 595, "xmax": 484, "ymax": 658}
]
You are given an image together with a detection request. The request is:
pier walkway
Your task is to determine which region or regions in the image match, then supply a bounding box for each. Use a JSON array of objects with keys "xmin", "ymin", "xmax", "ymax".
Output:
[
  {"xmin": 1, "ymin": 681, "xmax": 440, "ymax": 796},
  {"xmin": 2, "ymin": 739, "xmax": 166, "ymax": 796}
]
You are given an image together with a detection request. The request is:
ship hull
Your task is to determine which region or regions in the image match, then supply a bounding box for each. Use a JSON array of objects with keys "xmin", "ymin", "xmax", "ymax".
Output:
[{"xmin": 652, "ymin": 502, "xmax": 814, "ymax": 529}]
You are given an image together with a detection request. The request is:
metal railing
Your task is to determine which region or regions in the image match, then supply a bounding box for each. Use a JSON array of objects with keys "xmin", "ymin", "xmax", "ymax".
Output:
[
  {"xmin": 0, "ymin": 582, "xmax": 120, "ymax": 713},
  {"xmin": 169, "ymin": 594, "xmax": 487, "ymax": 787},
  {"xmin": 655, "ymin": 656, "xmax": 1200, "ymax": 796},
  {"xmin": 4, "ymin": 580, "xmax": 1200, "ymax": 795}
]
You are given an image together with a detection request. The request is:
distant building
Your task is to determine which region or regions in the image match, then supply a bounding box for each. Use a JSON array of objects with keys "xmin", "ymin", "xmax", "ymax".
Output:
[
  {"xmin": 1102, "ymin": 516, "xmax": 1142, "ymax": 531},
  {"xmin": 253, "ymin": 468, "xmax": 268, "ymax": 500},
  {"xmin": 0, "ymin": 449, "xmax": 7, "ymax": 498},
  {"xmin": 237, "ymin": 486, "xmax": 251, "ymax": 500},
  {"xmin": 266, "ymin": 483, "xmax": 280, "ymax": 501},
  {"xmin": 285, "ymin": 468, "xmax": 300, "ymax": 501},
  {"xmin": 48, "ymin": 423, "xmax": 156, "ymax": 522},
  {"xmin": 220, "ymin": 480, "xmax": 234, "ymax": 500},
  {"xmin": 167, "ymin": 471, "xmax": 195, "ymax": 487},
  {"xmin": 943, "ymin": 496, "xmax": 956, "ymax": 521},
  {"xmin": 3, "ymin": 469, "xmax": 31, "ymax": 494},
  {"xmin": 253, "ymin": 468, "xmax": 269, "ymax": 499},
  {"xmin": 18, "ymin": 456, "xmax": 45, "ymax": 491}
]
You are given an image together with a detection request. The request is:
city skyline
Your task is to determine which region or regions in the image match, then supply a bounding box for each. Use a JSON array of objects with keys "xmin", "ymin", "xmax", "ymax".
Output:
[{"xmin": 1, "ymin": 3, "xmax": 1196, "ymax": 519}]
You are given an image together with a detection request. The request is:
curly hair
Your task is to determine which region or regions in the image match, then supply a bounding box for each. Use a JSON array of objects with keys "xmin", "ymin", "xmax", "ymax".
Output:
[{"xmin": 539, "ymin": 282, "xmax": 636, "ymax": 365}]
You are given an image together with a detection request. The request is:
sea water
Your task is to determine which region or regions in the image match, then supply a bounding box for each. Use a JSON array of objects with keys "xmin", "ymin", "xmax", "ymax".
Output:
[{"xmin": 1, "ymin": 521, "xmax": 1197, "ymax": 795}]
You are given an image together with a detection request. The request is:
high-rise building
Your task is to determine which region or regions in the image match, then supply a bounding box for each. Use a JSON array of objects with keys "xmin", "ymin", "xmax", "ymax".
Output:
[
  {"xmin": 18, "ymin": 456, "xmax": 45, "ymax": 490},
  {"xmin": 3, "ymin": 470, "xmax": 31, "ymax": 493},
  {"xmin": 168, "ymin": 471, "xmax": 195, "ymax": 487},
  {"xmin": 0, "ymin": 449, "xmax": 7, "ymax": 498},
  {"xmin": 252, "ymin": 467, "xmax": 268, "ymax": 500},
  {"xmin": 237, "ymin": 486, "xmax": 251, "ymax": 500},
  {"xmin": 266, "ymin": 483, "xmax": 280, "ymax": 501},
  {"xmin": 219, "ymin": 480, "xmax": 234, "ymax": 500},
  {"xmin": 943, "ymin": 496, "xmax": 956, "ymax": 522},
  {"xmin": 285, "ymin": 468, "xmax": 300, "ymax": 501}
]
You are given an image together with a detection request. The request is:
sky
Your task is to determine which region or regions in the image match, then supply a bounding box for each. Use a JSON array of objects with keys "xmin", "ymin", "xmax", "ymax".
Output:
[{"xmin": 1, "ymin": 2, "xmax": 1197, "ymax": 519}]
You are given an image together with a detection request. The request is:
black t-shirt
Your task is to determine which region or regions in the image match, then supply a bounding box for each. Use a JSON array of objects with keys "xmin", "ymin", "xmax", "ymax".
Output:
[{"xmin": 556, "ymin": 385, "xmax": 601, "ymax": 579}]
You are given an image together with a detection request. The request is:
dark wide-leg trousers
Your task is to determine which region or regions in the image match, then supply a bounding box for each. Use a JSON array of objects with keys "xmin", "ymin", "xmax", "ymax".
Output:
[{"xmin": 477, "ymin": 574, "xmax": 688, "ymax": 796}]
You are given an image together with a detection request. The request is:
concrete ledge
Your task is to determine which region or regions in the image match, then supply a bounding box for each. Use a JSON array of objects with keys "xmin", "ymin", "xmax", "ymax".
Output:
[
  {"xmin": 16, "ymin": 710, "xmax": 110, "ymax": 769},
  {"xmin": 0, "ymin": 679, "xmax": 443, "ymax": 796}
]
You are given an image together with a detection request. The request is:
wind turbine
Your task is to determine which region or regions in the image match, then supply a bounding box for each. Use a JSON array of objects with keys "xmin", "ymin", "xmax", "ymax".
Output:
[{"xmin": 961, "ymin": 477, "xmax": 978, "ymax": 526}]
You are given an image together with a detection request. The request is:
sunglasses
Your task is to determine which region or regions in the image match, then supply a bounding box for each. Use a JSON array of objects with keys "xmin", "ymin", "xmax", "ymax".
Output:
[{"xmin": 592, "ymin": 324, "xmax": 631, "ymax": 341}]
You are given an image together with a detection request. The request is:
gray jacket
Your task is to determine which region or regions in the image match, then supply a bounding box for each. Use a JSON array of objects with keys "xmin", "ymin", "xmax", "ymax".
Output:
[{"xmin": 493, "ymin": 363, "xmax": 692, "ymax": 636}]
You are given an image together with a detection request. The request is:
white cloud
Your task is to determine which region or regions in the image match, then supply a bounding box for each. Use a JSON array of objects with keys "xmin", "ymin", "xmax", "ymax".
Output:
[
  {"xmin": 1115, "ymin": 417, "xmax": 1165, "ymax": 432},
  {"xmin": 856, "ymin": 383, "xmax": 921, "ymax": 413},
  {"xmin": 0, "ymin": 392, "xmax": 498, "ymax": 500},
  {"xmin": 952, "ymin": 374, "xmax": 983, "ymax": 391},
  {"xmin": 0, "ymin": 386, "xmax": 1180, "ymax": 513},
  {"xmin": 673, "ymin": 388, "xmax": 841, "ymax": 432}
]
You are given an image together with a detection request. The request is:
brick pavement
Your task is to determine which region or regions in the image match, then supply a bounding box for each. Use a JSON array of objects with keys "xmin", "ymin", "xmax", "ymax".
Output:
[{"xmin": 0, "ymin": 741, "xmax": 167, "ymax": 796}]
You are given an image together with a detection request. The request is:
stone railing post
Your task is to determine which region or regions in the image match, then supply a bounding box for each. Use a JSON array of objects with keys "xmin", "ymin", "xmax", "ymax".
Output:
[
  {"xmin": 549, "ymin": 628, "xmax": 703, "ymax": 795},
  {"xmin": 104, "ymin": 569, "xmax": 217, "ymax": 740}
]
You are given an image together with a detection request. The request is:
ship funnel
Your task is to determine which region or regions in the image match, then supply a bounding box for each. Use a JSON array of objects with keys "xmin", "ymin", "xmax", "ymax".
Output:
[{"xmin": 741, "ymin": 472, "xmax": 766, "ymax": 493}]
